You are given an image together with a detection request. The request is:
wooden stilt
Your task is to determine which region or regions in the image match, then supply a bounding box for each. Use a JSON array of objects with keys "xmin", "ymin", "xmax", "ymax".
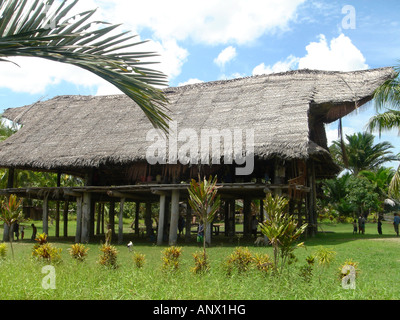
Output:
[
  {"xmin": 42, "ymin": 193, "xmax": 49, "ymax": 236},
  {"xmin": 75, "ymin": 197, "xmax": 82, "ymax": 243},
  {"xmin": 157, "ymin": 195, "xmax": 166, "ymax": 245},
  {"xmin": 118, "ymin": 198, "xmax": 125, "ymax": 244},
  {"xmin": 169, "ymin": 189, "xmax": 180, "ymax": 246},
  {"xmin": 63, "ymin": 200, "xmax": 69, "ymax": 238}
]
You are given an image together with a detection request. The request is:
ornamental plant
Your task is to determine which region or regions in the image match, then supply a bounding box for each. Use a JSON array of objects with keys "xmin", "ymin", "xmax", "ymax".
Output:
[
  {"xmin": 259, "ymin": 193, "xmax": 307, "ymax": 273},
  {"xmin": 68, "ymin": 243, "xmax": 90, "ymax": 262}
]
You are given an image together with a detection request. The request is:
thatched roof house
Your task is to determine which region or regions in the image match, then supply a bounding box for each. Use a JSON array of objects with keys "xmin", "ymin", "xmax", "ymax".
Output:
[{"xmin": 0, "ymin": 67, "xmax": 395, "ymax": 243}]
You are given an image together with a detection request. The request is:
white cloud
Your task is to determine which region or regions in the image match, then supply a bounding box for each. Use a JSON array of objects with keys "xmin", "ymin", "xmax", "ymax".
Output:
[
  {"xmin": 252, "ymin": 55, "xmax": 299, "ymax": 75},
  {"xmin": 214, "ymin": 46, "xmax": 237, "ymax": 68},
  {"xmin": 99, "ymin": 0, "xmax": 306, "ymax": 45},
  {"xmin": 178, "ymin": 78, "xmax": 204, "ymax": 87},
  {"xmin": 298, "ymin": 34, "xmax": 368, "ymax": 71}
]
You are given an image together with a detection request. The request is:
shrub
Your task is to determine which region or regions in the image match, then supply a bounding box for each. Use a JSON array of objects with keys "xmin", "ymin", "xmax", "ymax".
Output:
[
  {"xmin": 0, "ymin": 243, "xmax": 7, "ymax": 259},
  {"xmin": 339, "ymin": 259, "xmax": 360, "ymax": 280},
  {"xmin": 161, "ymin": 246, "xmax": 182, "ymax": 271},
  {"xmin": 253, "ymin": 253, "xmax": 274, "ymax": 273},
  {"xmin": 132, "ymin": 252, "xmax": 146, "ymax": 269},
  {"xmin": 98, "ymin": 244, "xmax": 118, "ymax": 269},
  {"xmin": 68, "ymin": 243, "xmax": 89, "ymax": 262},
  {"xmin": 191, "ymin": 251, "xmax": 210, "ymax": 274},
  {"xmin": 32, "ymin": 243, "xmax": 62, "ymax": 263},
  {"xmin": 314, "ymin": 246, "xmax": 336, "ymax": 267},
  {"xmin": 224, "ymin": 247, "xmax": 253, "ymax": 275}
]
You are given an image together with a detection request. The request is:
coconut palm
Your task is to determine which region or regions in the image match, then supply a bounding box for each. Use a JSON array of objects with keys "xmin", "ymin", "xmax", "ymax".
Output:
[
  {"xmin": 367, "ymin": 64, "xmax": 400, "ymax": 196},
  {"xmin": 329, "ymin": 132, "xmax": 398, "ymax": 175},
  {"xmin": 0, "ymin": 0, "xmax": 170, "ymax": 132}
]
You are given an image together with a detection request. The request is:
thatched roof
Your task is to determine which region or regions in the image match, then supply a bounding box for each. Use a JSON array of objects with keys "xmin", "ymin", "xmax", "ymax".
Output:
[{"xmin": 0, "ymin": 67, "xmax": 395, "ymax": 174}]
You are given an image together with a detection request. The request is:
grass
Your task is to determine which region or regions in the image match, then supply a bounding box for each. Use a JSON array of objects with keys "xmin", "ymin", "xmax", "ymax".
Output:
[{"xmin": 0, "ymin": 220, "xmax": 400, "ymax": 300}]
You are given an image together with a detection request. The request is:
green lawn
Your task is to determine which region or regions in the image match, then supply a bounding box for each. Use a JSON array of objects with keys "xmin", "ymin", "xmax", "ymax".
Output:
[{"xmin": 0, "ymin": 220, "xmax": 400, "ymax": 300}]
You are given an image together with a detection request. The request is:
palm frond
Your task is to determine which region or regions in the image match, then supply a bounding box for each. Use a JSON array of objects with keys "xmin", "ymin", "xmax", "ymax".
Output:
[
  {"xmin": 367, "ymin": 109, "xmax": 400, "ymax": 137},
  {"xmin": 0, "ymin": 0, "xmax": 170, "ymax": 132}
]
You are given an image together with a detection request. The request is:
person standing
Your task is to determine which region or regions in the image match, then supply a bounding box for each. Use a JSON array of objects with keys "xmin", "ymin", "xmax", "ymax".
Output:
[
  {"xmin": 377, "ymin": 217, "xmax": 383, "ymax": 235},
  {"xmin": 393, "ymin": 213, "xmax": 400, "ymax": 236},
  {"xmin": 31, "ymin": 223, "xmax": 37, "ymax": 241}
]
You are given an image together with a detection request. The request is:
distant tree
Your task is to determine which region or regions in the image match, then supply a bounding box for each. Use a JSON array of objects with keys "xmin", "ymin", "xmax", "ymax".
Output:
[
  {"xmin": 330, "ymin": 132, "xmax": 397, "ymax": 175},
  {"xmin": 367, "ymin": 64, "xmax": 400, "ymax": 197}
]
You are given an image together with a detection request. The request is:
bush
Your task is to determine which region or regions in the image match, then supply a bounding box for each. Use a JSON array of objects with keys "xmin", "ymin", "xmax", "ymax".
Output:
[
  {"xmin": 224, "ymin": 247, "xmax": 253, "ymax": 275},
  {"xmin": 191, "ymin": 251, "xmax": 210, "ymax": 274},
  {"xmin": 98, "ymin": 244, "xmax": 118, "ymax": 269},
  {"xmin": 161, "ymin": 246, "xmax": 182, "ymax": 271},
  {"xmin": 253, "ymin": 253, "xmax": 273, "ymax": 273},
  {"xmin": 68, "ymin": 243, "xmax": 89, "ymax": 262},
  {"xmin": 132, "ymin": 252, "xmax": 146, "ymax": 269},
  {"xmin": 0, "ymin": 243, "xmax": 7, "ymax": 259},
  {"xmin": 32, "ymin": 243, "xmax": 62, "ymax": 263}
]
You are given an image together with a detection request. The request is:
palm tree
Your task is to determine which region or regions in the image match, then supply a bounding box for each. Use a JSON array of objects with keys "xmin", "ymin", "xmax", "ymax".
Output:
[
  {"xmin": 0, "ymin": 0, "xmax": 170, "ymax": 132},
  {"xmin": 329, "ymin": 132, "xmax": 398, "ymax": 175},
  {"xmin": 367, "ymin": 64, "xmax": 400, "ymax": 196}
]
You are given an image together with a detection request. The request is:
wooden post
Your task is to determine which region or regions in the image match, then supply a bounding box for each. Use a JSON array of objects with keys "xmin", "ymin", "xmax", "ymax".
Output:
[
  {"xmin": 55, "ymin": 172, "xmax": 61, "ymax": 238},
  {"xmin": 157, "ymin": 195, "xmax": 166, "ymax": 245},
  {"xmin": 118, "ymin": 198, "xmax": 125, "ymax": 244},
  {"xmin": 169, "ymin": 189, "xmax": 180, "ymax": 246},
  {"xmin": 145, "ymin": 202, "xmax": 153, "ymax": 239},
  {"xmin": 7, "ymin": 168, "xmax": 14, "ymax": 189},
  {"xmin": 185, "ymin": 201, "xmax": 192, "ymax": 243},
  {"xmin": 96, "ymin": 203, "xmax": 101, "ymax": 235},
  {"xmin": 63, "ymin": 200, "xmax": 69, "ymax": 238},
  {"xmin": 101, "ymin": 203, "xmax": 105, "ymax": 234},
  {"xmin": 42, "ymin": 193, "xmax": 49, "ymax": 235},
  {"xmin": 75, "ymin": 197, "xmax": 83, "ymax": 243},
  {"xmin": 229, "ymin": 199, "xmax": 236, "ymax": 238},
  {"xmin": 134, "ymin": 202, "xmax": 140, "ymax": 235},
  {"xmin": 81, "ymin": 193, "xmax": 91, "ymax": 243},
  {"xmin": 243, "ymin": 197, "xmax": 251, "ymax": 237},
  {"xmin": 224, "ymin": 200, "xmax": 229, "ymax": 236},
  {"xmin": 109, "ymin": 201, "xmax": 115, "ymax": 240}
]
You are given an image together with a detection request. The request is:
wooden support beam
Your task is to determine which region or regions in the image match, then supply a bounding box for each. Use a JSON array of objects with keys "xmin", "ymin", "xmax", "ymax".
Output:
[
  {"xmin": 63, "ymin": 200, "xmax": 69, "ymax": 238},
  {"xmin": 42, "ymin": 193, "xmax": 49, "ymax": 235},
  {"xmin": 75, "ymin": 197, "xmax": 82, "ymax": 243},
  {"xmin": 118, "ymin": 198, "xmax": 125, "ymax": 244},
  {"xmin": 134, "ymin": 202, "xmax": 140, "ymax": 235},
  {"xmin": 157, "ymin": 195, "xmax": 166, "ymax": 245},
  {"xmin": 81, "ymin": 193, "xmax": 91, "ymax": 243},
  {"xmin": 169, "ymin": 189, "xmax": 180, "ymax": 246}
]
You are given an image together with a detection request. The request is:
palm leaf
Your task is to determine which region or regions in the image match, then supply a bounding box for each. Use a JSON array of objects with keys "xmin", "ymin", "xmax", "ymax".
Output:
[{"xmin": 0, "ymin": 0, "xmax": 170, "ymax": 132}]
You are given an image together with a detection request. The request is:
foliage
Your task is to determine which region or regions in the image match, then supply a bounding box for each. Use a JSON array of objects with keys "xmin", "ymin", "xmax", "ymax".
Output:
[
  {"xmin": 68, "ymin": 243, "xmax": 89, "ymax": 262},
  {"xmin": 330, "ymin": 132, "xmax": 397, "ymax": 175},
  {"xmin": 322, "ymin": 173, "xmax": 381, "ymax": 218},
  {"xmin": 224, "ymin": 247, "xmax": 254, "ymax": 275},
  {"xmin": 98, "ymin": 244, "xmax": 119, "ymax": 269},
  {"xmin": 32, "ymin": 242, "xmax": 62, "ymax": 263},
  {"xmin": 253, "ymin": 253, "xmax": 274, "ymax": 273},
  {"xmin": 132, "ymin": 252, "xmax": 146, "ymax": 269},
  {"xmin": 0, "ymin": 0, "xmax": 169, "ymax": 131},
  {"xmin": 0, "ymin": 194, "xmax": 23, "ymax": 258},
  {"xmin": 188, "ymin": 175, "xmax": 220, "ymax": 258},
  {"xmin": 0, "ymin": 243, "xmax": 7, "ymax": 259},
  {"xmin": 161, "ymin": 246, "xmax": 182, "ymax": 272},
  {"xmin": 338, "ymin": 259, "xmax": 360, "ymax": 280},
  {"xmin": 298, "ymin": 256, "xmax": 315, "ymax": 283},
  {"xmin": 32, "ymin": 233, "xmax": 62, "ymax": 263},
  {"xmin": 259, "ymin": 193, "xmax": 307, "ymax": 272},
  {"xmin": 314, "ymin": 246, "xmax": 336, "ymax": 267},
  {"xmin": 191, "ymin": 251, "xmax": 210, "ymax": 274}
]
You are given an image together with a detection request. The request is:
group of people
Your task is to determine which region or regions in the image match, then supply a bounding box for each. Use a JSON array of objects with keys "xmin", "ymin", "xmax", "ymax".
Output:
[
  {"xmin": 353, "ymin": 213, "xmax": 400, "ymax": 236},
  {"xmin": 7, "ymin": 222, "xmax": 37, "ymax": 241}
]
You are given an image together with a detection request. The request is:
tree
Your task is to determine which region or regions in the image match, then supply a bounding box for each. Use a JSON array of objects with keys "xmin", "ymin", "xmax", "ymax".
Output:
[
  {"xmin": 367, "ymin": 65, "xmax": 400, "ymax": 197},
  {"xmin": 259, "ymin": 193, "xmax": 307, "ymax": 273},
  {"xmin": 330, "ymin": 132, "xmax": 397, "ymax": 175},
  {"xmin": 188, "ymin": 176, "xmax": 220, "ymax": 264},
  {"xmin": 0, "ymin": 194, "xmax": 23, "ymax": 258},
  {"xmin": 0, "ymin": 0, "xmax": 170, "ymax": 132}
]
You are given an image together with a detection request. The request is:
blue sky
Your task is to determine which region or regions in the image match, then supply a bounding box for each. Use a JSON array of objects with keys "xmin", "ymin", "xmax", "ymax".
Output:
[{"xmin": 1, "ymin": 0, "xmax": 400, "ymax": 164}]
